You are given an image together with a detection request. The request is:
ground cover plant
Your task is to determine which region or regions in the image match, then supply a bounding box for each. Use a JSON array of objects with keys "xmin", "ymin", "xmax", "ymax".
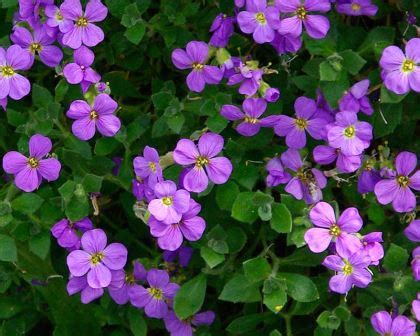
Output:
[{"xmin": 0, "ymin": 0, "xmax": 419, "ymax": 335}]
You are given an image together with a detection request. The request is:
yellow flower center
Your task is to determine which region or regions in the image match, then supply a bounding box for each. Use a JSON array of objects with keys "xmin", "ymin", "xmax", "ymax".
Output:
[
  {"xmin": 76, "ymin": 16, "xmax": 88, "ymax": 27},
  {"xmin": 90, "ymin": 110, "xmax": 99, "ymax": 120},
  {"xmin": 255, "ymin": 12, "xmax": 266, "ymax": 24},
  {"xmin": 90, "ymin": 252, "xmax": 104, "ymax": 265},
  {"xmin": 402, "ymin": 59, "xmax": 415, "ymax": 73},
  {"xmin": 397, "ymin": 175, "xmax": 410, "ymax": 187},
  {"xmin": 55, "ymin": 10, "xmax": 63, "ymax": 21},
  {"xmin": 125, "ymin": 273, "xmax": 135, "ymax": 284},
  {"xmin": 0, "ymin": 65, "xmax": 15, "ymax": 77},
  {"xmin": 329, "ymin": 224, "xmax": 341, "ymax": 237},
  {"xmin": 162, "ymin": 196, "xmax": 173, "ymax": 206},
  {"xmin": 342, "ymin": 260, "xmax": 353, "ymax": 276},
  {"xmin": 351, "ymin": 3, "xmax": 361, "ymax": 11},
  {"xmin": 149, "ymin": 162, "xmax": 157, "ymax": 173},
  {"xmin": 195, "ymin": 156, "xmax": 209, "ymax": 168},
  {"xmin": 148, "ymin": 287, "xmax": 163, "ymax": 300},
  {"xmin": 192, "ymin": 62, "xmax": 204, "ymax": 71},
  {"xmin": 30, "ymin": 42, "xmax": 42, "ymax": 54},
  {"xmin": 28, "ymin": 157, "xmax": 39, "ymax": 168},
  {"xmin": 344, "ymin": 125, "xmax": 356, "ymax": 138},
  {"xmin": 295, "ymin": 118, "xmax": 308, "ymax": 130},
  {"xmin": 244, "ymin": 116, "xmax": 259, "ymax": 124},
  {"xmin": 296, "ymin": 6, "xmax": 307, "ymax": 20}
]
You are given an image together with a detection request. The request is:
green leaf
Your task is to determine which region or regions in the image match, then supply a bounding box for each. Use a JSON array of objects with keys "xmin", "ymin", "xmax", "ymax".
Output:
[
  {"xmin": 127, "ymin": 308, "xmax": 147, "ymax": 336},
  {"xmin": 372, "ymin": 104, "xmax": 402, "ymax": 138},
  {"xmin": 226, "ymin": 313, "xmax": 271, "ymax": 333},
  {"xmin": 231, "ymin": 192, "xmax": 259, "ymax": 224},
  {"xmin": 0, "ymin": 235, "xmax": 17, "ymax": 262},
  {"xmin": 11, "ymin": 194, "xmax": 44, "ymax": 215},
  {"xmin": 383, "ymin": 243, "xmax": 409, "ymax": 272},
  {"xmin": 29, "ymin": 233, "xmax": 50, "ymax": 260},
  {"xmin": 270, "ymin": 203, "xmax": 292, "ymax": 233},
  {"xmin": 317, "ymin": 311, "xmax": 341, "ymax": 330},
  {"xmin": 174, "ymin": 274, "xmax": 207, "ymax": 320},
  {"xmin": 279, "ymin": 273, "xmax": 319, "ymax": 302},
  {"xmin": 216, "ymin": 181, "xmax": 240, "ymax": 211},
  {"xmin": 339, "ymin": 50, "xmax": 366, "ymax": 75},
  {"xmin": 95, "ymin": 137, "xmax": 120, "ymax": 156},
  {"xmin": 32, "ymin": 84, "xmax": 53, "ymax": 109},
  {"xmin": 125, "ymin": 22, "xmax": 146, "ymax": 45},
  {"xmin": 380, "ymin": 86, "xmax": 407, "ymax": 104},
  {"xmin": 200, "ymin": 246, "xmax": 224, "ymax": 268},
  {"xmin": 319, "ymin": 61, "xmax": 339, "ymax": 81},
  {"xmin": 226, "ymin": 227, "xmax": 247, "ymax": 253},
  {"xmin": 219, "ymin": 274, "xmax": 261, "ymax": 303},
  {"xmin": 263, "ymin": 286, "xmax": 287, "ymax": 313},
  {"xmin": 1, "ymin": 0, "xmax": 17, "ymax": 8},
  {"xmin": 243, "ymin": 257, "xmax": 271, "ymax": 283},
  {"xmin": 358, "ymin": 26, "xmax": 395, "ymax": 57},
  {"xmin": 82, "ymin": 174, "xmax": 103, "ymax": 193}
]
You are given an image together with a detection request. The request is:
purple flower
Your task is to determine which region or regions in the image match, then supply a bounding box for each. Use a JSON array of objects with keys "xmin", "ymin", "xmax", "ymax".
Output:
[
  {"xmin": 130, "ymin": 269, "xmax": 179, "ymax": 319},
  {"xmin": 357, "ymin": 163, "xmax": 381, "ymax": 194},
  {"xmin": 360, "ymin": 232, "xmax": 384, "ymax": 266},
  {"xmin": 336, "ymin": 0, "xmax": 378, "ymax": 16},
  {"xmin": 163, "ymin": 246, "xmax": 193, "ymax": 268},
  {"xmin": 227, "ymin": 60, "xmax": 264, "ymax": 96},
  {"xmin": 67, "ymin": 229, "xmax": 128, "ymax": 288},
  {"xmin": 280, "ymin": 149, "xmax": 327, "ymax": 204},
  {"xmin": 148, "ymin": 180, "xmax": 190, "ymax": 225},
  {"xmin": 412, "ymin": 247, "xmax": 420, "ymax": 281},
  {"xmin": 322, "ymin": 250, "xmax": 372, "ymax": 294},
  {"xmin": 51, "ymin": 217, "xmax": 93, "ymax": 250},
  {"xmin": 235, "ymin": 0, "xmax": 246, "ymax": 7},
  {"xmin": 132, "ymin": 178, "xmax": 155, "ymax": 202},
  {"xmin": 2, "ymin": 134, "xmax": 61, "ymax": 192},
  {"xmin": 149, "ymin": 199, "xmax": 206, "ymax": 251},
  {"xmin": 173, "ymin": 133, "xmax": 233, "ymax": 193},
  {"xmin": 0, "ymin": 45, "xmax": 31, "ymax": 100},
  {"xmin": 66, "ymin": 93, "xmax": 120, "ymax": 141},
  {"xmin": 327, "ymin": 111, "xmax": 372, "ymax": 156},
  {"xmin": 171, "ymin": 41, "xmax": 223, "ymax": 92},
  {"xmin": 305, "ymin": 201, "xmax": 363, "ymax": 256},
  {"xmin": 164, "ymin": 310, "xmax": 215, "ymax": 335},
  {"xmin": 63, "ymin": 46, "xmax": 101, "ymax": 93},
  {"xmin": 370, "ymin": 311, "xmax": 416, "ymax": 336},
  {"xmin": 374, "ymin": 151, "xmax": 420, "ymax": 213},
  {"xmin": 221, "ymin": 98, "xmax": 268, "ymax": 137},
  {"xmin": 45, "ymin": 5, "xmax": 73, "ymax": 32},
  {"xmin": 270, "ymin": 31, "xmax": 302, "ymax": 54},
  {"xmin": 133, "ymin": 146, "xmax": 163, "ymax": 188},
  {"xmin": 237, "ymin": 0, "xmax": 280, "ymax": 44},
  {"xmin": 67, "ymin": 275, "xmax": 104, "ymax": 304},
  {"xmin": 276, "ymin": 0, "xmax": 331, "ymax": 39},
  {"xmin": 19, "ymin": 0, "xmax": 54, "ymax": 20},
  {"xmin": 209, "ymin": 14, "xmax": 235, "ymax": 48},
  {"xmin": 338, "ymin": 80, "xmax": 373, "ymax": 116},
  {"xmin": 413, "ymin": 294, "xmax": 420, "ymax": 322},
  {"xmin": 315, "ymin": 89, "xmax": 336, "ymax": 122},
  {"xmin": 265, "ymin": 157, "xmax": 292, "ymax": 187},
  {"xmin": 60, "ymin": 0, "xmax": 108, "ymax": 49},
  {"xmin": 404, "ymin": 219, "xmax": 420, "ymax": 242},
  {"xmin": 313, "ymin": 145, "xmax": 362, "ymax": 173},
  {"xmin": 380, "ymin": 38, "xmax": 420, "ymax": 95},
  {"xmin": 11, "ymin": 26, "xmax": 63, "ymax": 68},
  {"xmin": 263, "ymin": 87, "xmax": 280, "ymax": 102}
]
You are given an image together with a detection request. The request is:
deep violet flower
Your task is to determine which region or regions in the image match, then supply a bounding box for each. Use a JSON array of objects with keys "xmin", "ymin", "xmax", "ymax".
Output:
[
  {"xmin": 276, "ymin": 0, "xmax": 331, "ymax": 39},
  {"xmin": 171, "ymin": 41, "xmax": 223, "ymax": 92},
  {"xmin": 51, "ymin": 217, "xmax": 93, "ymax": 250},
  {"xmin": 129, "ymin": 269, "xmax": 179, "ymax": 319},
  {"xmin": 374, "ymin": 151, "xmax": 420, "ymax": 213},
  {"xmin": 370, "ymin": 311, "xmax": 416, "ymax": 336},
  {"xmin": 262, "ymin": 86, "xmax": 280, "ymax": 102},
  {"xmin": 237, "ymin": 0, "xmax": 280, "ymax": 44},
  {"xmin": 0, "ymin": 45, "xmax": 31, "ymax": 100},
  {"xmin": 227, "ymin": 60, "xmax": 264, "ymax": 96},
  {"xmin": 338, "ymin": 79, "xmax": 373, "ymax": 116},
  {"xmin": 270, "ymin": 31, "xmax": 302, "ymax": 54},
  {"xmin": 313, "ymin": 145, "xmax": 362, "ymax": 173},
  {"xmin": 305, "ymin": 201, "xmax": 363, "ymax": 256},
  {"xmin": 412, "ymin": 247, "xmax": 420, "ymax": 281},
  {"xmin": 209, "ymin": 14, "xmax": 235, "ymax": 48},
  {"xmin": 322, "ymin": 250, "xmax": 372, "ymax": 294},
  {"xmin": 164, "ymin": 310, "xmax": 215, "ymax": 336},
  {"xmin": 265, "ymin": 157, "xmax": 292, "ymax": 187},
  {"xmin": 133, "ymin": 146, "xmax": 163, "ymax": 188},
  {"xmin": 11, "ymin": 26, "xmax": 63, "ymax": 68},
  {"xmin": 380, "ymin": 38, "xmax": 420, "ymax": 95},
  {"xmin": 60, "ymin": 0, "xmax": 108, "ymax": 49},
  {"xmin": 360, "ymin": 232, "xmax": 384, "ymax": 266},
  {"xmin": 413, "ymin": 294, "xmax": 420, "ymax": 322},
  {"xmin": 132, "ymin": 178, "xmax": 155, "ymax": 202},
  {"xmin": 404, "ymin": 219, "xmax": 420, "ymax": 242},
  {"xmin": 173, "ymin": 132, "xmax": 232, "ymax": 193},
  {"xmin": 66, "ymin": 93, "xmax": 120, "ymax": 141},
  {"xmin": 357, "ymin": 163, "xmax": 381, "ymax": 194},
  {"xmin": 149, "ymin": 198, "xmax": 206, "ymax": 251},
  {"xmin": 147, "ymin": 180, "xmax": 190, "ymax": 225},
  {"xmin": 2, "ymin": 134, "xmax": 61, "ymax": 192},
  {"xmin": 18, "ymin": 0, "xmax": 57, "ymax": 37},
  {"xmin": 67, "ymin": 229, "xmax": 128, "ymax": 288},
  {"xmin": 67, "ymin": 275, "xmax": 104, "ymax": 304},
  {"xmin": 221, "ymin": 98, "xmax": 268, "ymax": 137},
  {"xmin": 63, "ymin": 46, "xmax": 101, "ymax": 93},
  {"xmin": 163, "ymin": 246, "xmax": 193, "ymax": 268},
  {"xmin": 336, "ymin": 0, "xmax": 378, "ymax": 16}
]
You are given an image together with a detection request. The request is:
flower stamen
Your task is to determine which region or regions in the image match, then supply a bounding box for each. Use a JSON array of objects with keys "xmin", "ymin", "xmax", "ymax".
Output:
[
  {"xmin": 28, "ymin": 157, "xmax": 39, "ymax": 168},
  {"xmin": 76, "ymin": 16, "xmax": 88, "ymax": 27},
  {"xmin": 162, "ymin": 196, "xmax": 173, "ymax": 206},
  {"xmin": 295, "ymin": 118, "xmax": 308, "ymax": 130},
  {"xmin": 0, "ymin": 66, "xmax": 15, "ymax": 77},
  {"xmin": 296, "ymin": 6, "xmax": 307, "ymax": 20},
  {"xmin": 344, "ymin": 125, "xmax": 356, "ymax": 138},
  {"xmin": 402, "ymin": 59, "xmax": 415, "ymax": 73},
  {"xmin": 255, "ymin": 12, "xmax": 266, "ymax": 24}
]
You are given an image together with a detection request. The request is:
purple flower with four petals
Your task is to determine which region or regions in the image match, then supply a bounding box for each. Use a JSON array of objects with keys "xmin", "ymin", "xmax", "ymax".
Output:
[
  {"xmin": 336, "ymin": 0, "xmax": 378, "ymax": 16},
  {"xmin": 209, "ymin": 14, "xmax": 235, "ymax": 48},
  {"xmin": 313, "ymin": 145, "xmax": 362, "ymax": 173},
  {"xmin": 133, "ymin": 146, "xmax": 163, "ymax": 188},
  {"xmin": 51, "ymin": 217, "xmax": 93, "ymax": 250},
  {"xmin": 370, "ymin": 311, "xmax": 416, "ymax": 336}
]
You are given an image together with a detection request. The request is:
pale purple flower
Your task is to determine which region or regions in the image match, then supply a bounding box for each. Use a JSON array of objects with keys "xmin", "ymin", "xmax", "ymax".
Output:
[
  {"xmin": 67, "ymin": 275, "xmax": 104, "ymax": 304},
  {"xmin": 370, "ymin": 311, "xmax": 416, "ymax": 336},
  {"xmin": 2, "ymin": 134, "xmax": 61, "ymax": 192},
  {"xmin": 305, "ymin": 201, "xmax": 363, "ymax": 256},
  {"xmin": 11, "ymin": 26, "xmax": 63, "ymax": 68},
  {"xmin": 148, "ymin": 180, "xmax": 190, "ymax": 225},
  {"xmin": 276, "ymin": 0, "xmax": 331, "ymax": 39},
  {"xmin": 374, "ymin": 151, "xmax": 420, "ymax": 213},
  {"xmin": 129, "ymin": 269, "xmax": 179, "ymax": 319},
  {"xmin": 412, "ymin": 247, "xmax": 420, "ymax": 281},
  {"xmin": 270, "ymin": 31, "xmax": 302, "ymax": 54},
  {"xmin": 265, "ymin": 157, "xmax": 292, "ymax": 187},
  {"xmin": 45, "ymin": 5, "xmax": 73, "ymax": 32},
  {"xmin": 149, "ymin": 199, "xmax": 206, "ymax": 251},
  {"xmin": 313, "ymin": 145, "xmax": 362, "ymax": 173},
  {"xmin": 163, "ymin": 247, "xmax": 193, "ymax": 268},
  {"xmin": 133, "ymin": 146, "xmax": 163, "ymax": 187},
  {"xmin": 336, "ymin": 0, "xmax": 378, "ymax": 16},
  {"xmin": 0, "ymin": 45, "xmax": 31, "ymax": 100},
  {"xmin": 404, "ymin": 219, "xmax": 420, "ymax": 242},
  {"xmin": 209, "ymin": 14, "xmax": 235, "ymax": 48},
  {"xmin": 361, "ymin": 232, "xmax": 384, "ymax": 266},
  {"xmin": 60, "ymin": 0, "xmax": 108, "ymax": 49},
  {"xmin": 164, "ymin": 310, "xmax": 215, "ymax": 336},
  {"xmin": 227, "ymin": 61, "xmax": 264, "ymax": 96},
  {"xmin": 67, "ymin": 229, "xmax": 128, "ymax": 288},
  {"xmin": 237, "ymin": 0, "xmax": 280, "ymax": 44},
  {"xmin": 339, "ymin": 80, "xmax": 373, "ymax": 116},
  {"xmin": 327, "ymin": 111, "xmax": 372, "ymax": 156},
  {"xmin": 51, "ymin": 217, "xmax": 93, "ymax": 250},
  {"xmin": 63, "ymin": 46, "xmax": 101, "ymax": 93},
  {"xmin": 66, "ymin": 93, "xmax": 120, "ymax": 141},
  {"xmin": 173, "ymin": 132, "xmax": 232, "ymax": 193},
  {"xmin": 380, "ymin": 38, "xmax": 420, "ymax": 95},
  {"xmin": 171, "ymin": 41, "xmax": 223, "ymax": 92},
  {"xmin": 221, "ymin": 98, "xmax": 268, "ymax": 137},
  {"xmin": 322, "ymin": 250, "xmax": 372, "ymax": 294},
  {"xmin": 280, "ymin": 149, "xmax": 327, "ymax": 204}
]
